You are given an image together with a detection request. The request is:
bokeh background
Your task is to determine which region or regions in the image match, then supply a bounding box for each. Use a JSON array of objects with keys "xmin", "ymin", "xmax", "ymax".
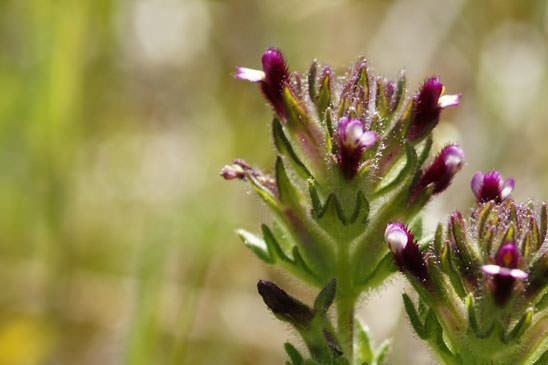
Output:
[{"xmin": 1, "ymin": 0, "xmax": 548, "ymax": 364}]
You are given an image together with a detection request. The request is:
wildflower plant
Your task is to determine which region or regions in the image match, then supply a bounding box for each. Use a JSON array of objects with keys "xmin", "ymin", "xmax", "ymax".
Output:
[
  {"xmin": 386, "ymin": 171, "xmax": 548, "ymax": 364},
  {"xmin": 222, "ymin": 47, "xmax": 462, "ymax": 364}
]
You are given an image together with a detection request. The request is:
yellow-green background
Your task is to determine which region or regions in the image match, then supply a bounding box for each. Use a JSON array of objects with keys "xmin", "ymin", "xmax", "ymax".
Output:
[{"xmin": 1, "ymin": 0, "xmax": 547, "ymax": 364}]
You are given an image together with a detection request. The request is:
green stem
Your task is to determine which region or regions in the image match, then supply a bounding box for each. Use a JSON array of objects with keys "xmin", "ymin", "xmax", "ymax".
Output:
[
  {"xmin": 336, "ymin": 294, "xmax": 356, "ymax": 362},
  {"xmin": 336, "ymin": 245, "xmax": 357, "ymax": 363}
]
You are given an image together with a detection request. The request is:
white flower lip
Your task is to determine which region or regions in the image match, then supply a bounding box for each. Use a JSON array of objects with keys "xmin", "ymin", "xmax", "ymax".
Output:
[
  {"xmin": 235, "ymin": 66, "xmax": 265, "ymax": 82},
  {"xmin": 438, "ymin": 93, "xmax": 461, "ymax": 108},
  {"xmin": 385, "ymin": 225, "xmax": 408, "ymax": 253},
  {"xmin": 500, "ymin": 178, "xmax": 515, "ymax": 201}
]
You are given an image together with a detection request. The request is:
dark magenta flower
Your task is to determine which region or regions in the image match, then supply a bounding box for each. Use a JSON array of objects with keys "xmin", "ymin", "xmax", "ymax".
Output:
[
  {"xmin": 471, "ymin": 170, "xmax": 514, "ymax": 203},
  {"xmin": 336, "ymin": 117, "xmax": 378, "ymax": 180},
  {"xmin": 236, "ymin": 47, "xmax": 290, "ymax": 117},
  {"xmin": 481, "ymin": 242, "xmax": 528, "ymax": 306},
  {"xmin": 410, "ymin": 144, "xmax": 464, "ymax": 201},
  {"xmin": 257, "ymin": 280, "xmax": 313, "ymax": 327},
  {"xmin": 385, "ymin": 223, "xmax": 429, "ymax": 285},
  {"xmin": 406, "ymin": 77, "xmax": 461, "ymax": 141}
]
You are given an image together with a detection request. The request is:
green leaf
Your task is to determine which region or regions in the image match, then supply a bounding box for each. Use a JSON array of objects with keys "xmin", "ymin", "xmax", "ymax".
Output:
[
  {"xmin": 415, "ymin": 135, "xmax": 433, "ymax": 168},
  {"xmin": 292, "ymin": 246, "xmax": 322, "ymax": 283},
  {"xmin": 434, "ymin": 223, "xmax": 444, "ymax": 256},
  {"xmin": 389, "ymin": 70, "xmax": 406, "ymax": 115},
  {"xmin": 313, "ymin": 278, "xmax": 336, "ymax": 314},
  {"xmin": 530, "ymin": 217, "xmax": 541, "ymax": 251},
  {"xmin": 402, "ymin": 293, "xmax": 427, "ymax": 339},
  {"xmin": 373, "ymin": 142, "xmax": 417, "ymax": 197},
  {"xmin": 282, "ymin": 86, "xmax": 320, "ymax": 146},
  {"xmin": 285, "ymin": 342, "xmax": 304, "ymax": 365},
  {"xmin": 248, "ymin": 175, "xmax": 282, "ymax": 215},
  {"xmin": 356, "ymin": 320, "xmax": 374, "ymax": 363},
  {"xmin": 262, "ymin": 224, "xmax": 291, "ymax": 263},
  {"xmin": 374, "ymin": 339, "xmax": 391, "ymax": 365},
  {"xmin": 357, "ymin": 252, "xmax": 397, "ymax": 289},
  {"xmin": 375, "ymin": 78, "xmax": 388, "ymax": 117},
  {"xmin": 466, "ymin": 294, "xmax": 481, "ymax": 337},
  {"xmin": 348, "ymin": 190, "xmax": 370, "ymax": 224},
  {"xmin": 237, "ymin": 229, "xmax": 274, "ymax": 264},
  {"xmin": 440, "ymin": 242, "xmax": 466, "ymax": 299},
  {"xmin": 476, "ymin": 201, "xmax": 494, "ymax": 242},
  {"xmin": 409, "ymin": 217, "xmax": 423, "ymax": 241},
  {"xmin": 276, "ymin": 157, "xmax": 303, "ymax": 209},
  {"xmin": 314, "ymin": 193, "xmax": 346, "ymax": 224},
  {"xmin": 506, "ymin": 308, "xmax": 533, "ymax": 342},
  {"xmin": 450, "ymin": 214, "xmax": 480, "ymax": 277},
  {"xmin": 308, "ymin": 181, "xmax": 322, "ymax": 216},
  {"xmin": 356, "ymin": 63, "xmax": 369, "ymax": 106},
  {"xmin": 323, "ymin": 108, "xmax": 334, "ymax": 153},
  {"xmin": 273, "ymin": 118, "xmax": 313, "ymax": 181},
  {"xmin": 317, "ymin": 72, "xmax": 331, "ymax": 117},
  {"xmin": 533, "ymin": 349, "xmax": 548, "ymax": 365},
  {"xmin": 308, "ymin": 61, "xmax": 318, "ymax": 102}
]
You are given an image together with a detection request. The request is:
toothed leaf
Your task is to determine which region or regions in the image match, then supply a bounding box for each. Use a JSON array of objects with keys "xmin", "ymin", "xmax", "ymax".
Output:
[{"xmin": 237, "ymin": 229, "xmax": 274, "ymax": 263}]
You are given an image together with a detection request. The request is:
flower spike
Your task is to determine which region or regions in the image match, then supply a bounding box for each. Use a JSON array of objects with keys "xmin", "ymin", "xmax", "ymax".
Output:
[
  {"xmin": 471, "ymin": 170, "xmax": 514, "ymax": 203},
  {"xmin": 227, "ymin": 49, "xmax": 466, "ymax": 364}
]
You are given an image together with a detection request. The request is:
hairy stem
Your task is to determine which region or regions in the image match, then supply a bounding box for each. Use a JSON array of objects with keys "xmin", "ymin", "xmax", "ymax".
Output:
[{"xmin": 336, "ymin": 245, "xmax": 357, "ymax": 363}]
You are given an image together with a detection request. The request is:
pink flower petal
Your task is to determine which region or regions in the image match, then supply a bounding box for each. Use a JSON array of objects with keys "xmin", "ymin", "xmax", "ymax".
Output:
[{"xmin": 470, "ymin": 172, "xmax": 484, "ymax": 200}]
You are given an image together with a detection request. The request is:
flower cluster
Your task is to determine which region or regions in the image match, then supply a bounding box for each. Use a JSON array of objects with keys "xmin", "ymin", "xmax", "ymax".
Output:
[
  {"xmin": 224, "ymin": 47, "xmax": 462, "ymax": 363},
  {"xmin": 386, "ymin": 171, "xmax": 548, "ymax": 364},
  {"xmin": 224, "ymin": 48, "xmax": 462, "ymax": 288}
]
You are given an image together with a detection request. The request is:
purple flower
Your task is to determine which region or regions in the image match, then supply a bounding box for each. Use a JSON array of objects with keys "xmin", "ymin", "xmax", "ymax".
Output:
[
  {"xmin": 336, "ymin": 117, "xmax": 378, "ymax": 180},
  {"xmin": 406, "ymin": 77, "xmax": 461, "ymax": 141},
  {"xmin": 471, "ymin": 170, "xmax": 514, "ymax": 203},
  {"xmin": 410, "ymin": 144, "xmax": 465, "ymax": 201},
  {"xmin": 235, "ymin": 47, "xmax": 290, "ymax": 117},
  {"xmin": 385, "ymin": 223, "xmax": 430, "ymax": 285},
  {"xmin": 481, "ymin": 242, "xmax": 528, "ymax": 306}
]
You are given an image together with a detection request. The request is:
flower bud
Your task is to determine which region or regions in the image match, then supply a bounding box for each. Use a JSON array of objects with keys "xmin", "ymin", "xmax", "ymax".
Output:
[
  {"xmin": 220, "ymin": 159, "xmax": 278, "ymax": 196},
  {"xmin": 385, "ymin": 223, "xmax": 429, "ymax": 285},
  {"xmin": 470, "ymin": 170, "xmax": 514, "ymax": 203},
  {"xmin": 336, "ymin": 117, "xmax": 378, "ymax": 180},
  {"xmin": 257, "ymin": 280, "xmax": 314, "ymax": 327},
  {"xmin": 220, "ymin": 164, "xmax": 246, "ymax": 180},
  {"xmin": 235, "ymin": 47, "xmax": 289, "ymax": 117},
  {"xmin": 406, "ymin": 77, "xmax": 461, "ymax": 141},
  {"xmin": 410, "ymin": 144, "xmax": 464, "ymax": 201}
]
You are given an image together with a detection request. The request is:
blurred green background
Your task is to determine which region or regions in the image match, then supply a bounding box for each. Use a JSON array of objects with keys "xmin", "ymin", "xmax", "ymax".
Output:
[{"xmin": 1, "ymin": 0, "xmax": 548, "ymax": 364}]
